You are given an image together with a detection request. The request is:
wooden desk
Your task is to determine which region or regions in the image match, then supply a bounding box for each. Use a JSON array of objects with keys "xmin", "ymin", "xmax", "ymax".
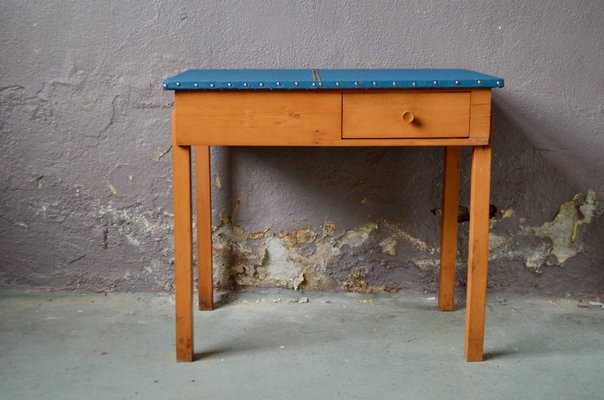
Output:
[{"xmin": 163, "ymin": 69, "xmax": 504, "ymax": 362}]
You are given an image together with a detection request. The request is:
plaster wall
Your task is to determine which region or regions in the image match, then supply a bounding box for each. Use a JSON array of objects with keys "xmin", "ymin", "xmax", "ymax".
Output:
[{"xmin": 1, "ymin": 1, "xmax": 603, "ymax": 296}]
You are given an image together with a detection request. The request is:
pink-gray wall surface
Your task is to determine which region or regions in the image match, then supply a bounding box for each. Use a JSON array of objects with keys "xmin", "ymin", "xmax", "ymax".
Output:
[{"xmin": 1, "ymin": 1, "xmax": 603, "ymax": 296}]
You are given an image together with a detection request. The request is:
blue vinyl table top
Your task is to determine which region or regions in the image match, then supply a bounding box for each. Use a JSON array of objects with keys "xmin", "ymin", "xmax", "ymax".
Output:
[{"xmin": 163, "ymin": 69, "xmax": 504, "ymax": 91}]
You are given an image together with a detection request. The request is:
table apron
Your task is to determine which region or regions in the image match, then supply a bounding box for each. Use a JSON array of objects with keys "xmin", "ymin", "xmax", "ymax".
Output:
[{"xmin": 173, "ymin": 90, "xmax": 491, "ymax": 147}]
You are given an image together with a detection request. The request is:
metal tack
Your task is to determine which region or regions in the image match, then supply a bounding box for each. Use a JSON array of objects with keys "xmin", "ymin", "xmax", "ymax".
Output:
[
  {"xmin": 193, "ymin": 83, "xmax": 199, "ymax": 87},
  {"xmin": 496, "ymin": 80, "xmax": 501, "ymax": 86},
  {"xmin": 392, "ymin": 81, "xmax": 397, "ymax": 86},
  {"xmin": 259, "ymin": 82, "xmax": 264, "ymax": 87},
  {"xmin": 354, "ymin": 81, "xmax": 359, "ymax": 86},
  {"xmin": 209, "ymin": 83, "xmax": 215, "ymax": 88},
  {"xmin": 318, "ymin": 82, "xmax": 323, "ymax": 87},
  {"xmin": 433, "ymin": 80, "xmax": 438, "ymax": 85},
  {"xmin": 455, "ymin": 80, "xmax": 460, "ymax": 85},
  {"xmin": 294, "ymin": 81, "xmax": 299, "ymax": 86},
  {"xmin": 335, "ymin": 82, "xmax": 340, "ymax": 87},
  {"xmin": 243, "ymin": 83, "xmax": 248, "ymax": 87},
  {"xmin": 162, "ymin": 83, "xmax": 167, "ymax": 88},
  {"xmin": 477, "ymin": 80, "xmax": 482, "ymax": 85},
  {"xmin": 276, "ymin": 82, "xmax": 281, "ymax": 86},
  {"xmin": 175, "ymin": 82, "xmax": 181, "ymax": 87},
  {"xmin": 372, "ymin": 81, "xmax": 377, "ymax": 86},
  {"xmin": 411, "ymin": 82, "xmax": 416, "ymax": 87},
  {"xmin": 227, "ymin": 83, "xmax": 232, "ymax": 87}
]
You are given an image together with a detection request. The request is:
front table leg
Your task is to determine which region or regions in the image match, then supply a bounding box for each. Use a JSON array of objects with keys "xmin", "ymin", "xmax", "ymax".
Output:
[
  {"xmin": 464, "ymin": 143, "xmax": 492, "ymax": 362},
  {"xmin": 172, "ymin": 124, "xmax": 194, "ymax": 362}
]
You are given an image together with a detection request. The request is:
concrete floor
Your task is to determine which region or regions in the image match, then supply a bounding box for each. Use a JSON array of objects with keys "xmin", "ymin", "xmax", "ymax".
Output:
[{"xmin": 0, "ymin": 289, "xmax": 603, "ymax": 400}]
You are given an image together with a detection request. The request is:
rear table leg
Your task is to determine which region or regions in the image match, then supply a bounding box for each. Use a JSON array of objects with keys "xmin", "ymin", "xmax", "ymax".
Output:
[
  {"xmin": 195, "ymin": 145, "xmax": 214, "ymax": 311},
  {"xmin": 439, "ymin": 146, "xmax": 461, "ymax": 311}
]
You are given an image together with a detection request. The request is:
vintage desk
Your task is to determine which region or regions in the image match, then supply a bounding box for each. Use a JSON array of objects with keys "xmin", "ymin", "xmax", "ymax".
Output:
[{"xmin": 162, "ymin": 69, "xmax": 504, "ymax": 362}]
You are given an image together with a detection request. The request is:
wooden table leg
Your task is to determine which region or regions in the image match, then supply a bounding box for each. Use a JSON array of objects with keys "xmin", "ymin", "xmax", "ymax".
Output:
[
  {"xmin": 172, "ymin": 115, "xmax": 194, "ymax": 362},
  {"xmin": 464, "ymin": 143, "xmax": 492, "ymax": 362},
  {"xmin": 439, "ymin": 146, "xmax": 461, "ymax": 311},
  {"xmin": 195, "ymin": 145, "xmax": 214, "ymax": 311}
]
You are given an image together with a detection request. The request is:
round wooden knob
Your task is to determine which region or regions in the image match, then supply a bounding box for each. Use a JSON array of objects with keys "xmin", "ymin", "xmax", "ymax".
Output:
[{"xmin": 402, "ymin": 111, "xmax": 415, "ymax": 123}]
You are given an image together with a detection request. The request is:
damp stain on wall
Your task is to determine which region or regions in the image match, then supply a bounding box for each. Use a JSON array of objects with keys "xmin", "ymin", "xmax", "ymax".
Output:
[{"xmin": 207, "ymin": 191, "xmax": 602, "ymax": 293}]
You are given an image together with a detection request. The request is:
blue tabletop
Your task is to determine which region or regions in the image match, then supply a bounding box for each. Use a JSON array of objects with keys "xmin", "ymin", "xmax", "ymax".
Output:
[{"xmin": 163, "ymin": 69, "xmax": 504, "ymax": 90}]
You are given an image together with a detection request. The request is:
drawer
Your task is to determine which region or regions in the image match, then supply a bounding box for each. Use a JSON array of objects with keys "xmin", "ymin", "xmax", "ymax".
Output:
[
  {"xmin": 174, "ymin": 92, "xmax": 341, "ymax": 146},
  {"xmin": 342, "ymin": 92, "xmax": 471, "ymax": 139}
]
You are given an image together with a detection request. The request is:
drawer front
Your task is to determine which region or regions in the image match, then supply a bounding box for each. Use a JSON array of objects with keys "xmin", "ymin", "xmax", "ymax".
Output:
[
  {"xmin": 175, "ymin": 92, "xmax": 341, "ymax": 145},
  {"xmin": 342, "ymin": 92, "xmax": 471, "ymax": 139}
]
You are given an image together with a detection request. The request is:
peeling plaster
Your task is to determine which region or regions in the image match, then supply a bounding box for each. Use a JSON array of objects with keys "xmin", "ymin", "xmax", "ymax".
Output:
[
  {"xmin": 322, "ymin": 222, "xmax": 336, "ymax": 237},
  {"xmin": 412, "ymin": 258, "xmax": 440, "ymax": 271},
  {"xmin": 212, "ymin": 219, "xmax": 437, "ymax": 292},
  {"xmin": 525, "ymin": 243, "xmax": 551, "ymax": 269},
  {"xmin": 339, "ymin": 223, "xmax": 378, "ymax": 248},
  {"xmin": 488, "ymin": 191, "xmax": 603, "ymax": 269},
  {"xmin": 264, "ymin": 238, "xmax": 305, "ymax": 290},
  {"xmin": 380, "ymin": 220, "xmax": 431, "ymax": 253},
  {"xmin": 533, "ymin": 190, "xmax": 600, "ymax": 264},
  {"xmin": 209, "ymin": 191, "xmax": 603, "ymax": 293},
  {"xmin": 96, "ymin": 202, "xmax": 174, "ymax": 249},
  {"xmin": 502, "ymin": 208, "xmax": 514, "ymax": 219},
  {"xmin": 379, "ymin": 237, "xmax": 397, "ymax": 256},
  {"xmin": 106, "ymin": 182, "xmax": 118, "ymax": 196}
]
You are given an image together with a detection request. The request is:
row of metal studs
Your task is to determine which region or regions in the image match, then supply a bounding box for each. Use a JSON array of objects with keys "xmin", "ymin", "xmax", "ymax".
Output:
[{"xmin": 164, "ymin": 80, "xmax": 502, "ymax": 88}]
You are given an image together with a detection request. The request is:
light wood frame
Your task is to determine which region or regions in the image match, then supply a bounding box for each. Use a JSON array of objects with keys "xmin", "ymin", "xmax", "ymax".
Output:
[{"xmin": 171, "ymin": 89, "xmax": 493, "ymax": 362}]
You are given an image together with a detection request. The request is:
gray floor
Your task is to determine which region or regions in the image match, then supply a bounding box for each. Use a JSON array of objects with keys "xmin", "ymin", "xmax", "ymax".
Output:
[{"xmin": 1, "ymin": 289, "xmax": 603, "ymax": 400}]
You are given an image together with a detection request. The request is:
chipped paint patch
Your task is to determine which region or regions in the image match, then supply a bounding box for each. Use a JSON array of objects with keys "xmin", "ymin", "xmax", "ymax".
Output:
[
  {"xmin": 294, "ymin": 227, "xmax": 317, "ymax": 245},
  {"xmin": 380, "ymin": 219, "xmax": 431, "ymax": 252},
  {"xmin": 323, "ymin": 222, "xmax": 336, "ymax": 236},
  {"xmin": 502, "ymin": 208, "xmax": 514, "ymax": 219},
  {"xmin": 248, "ymin": 228, "xmax": 270, "ymax": 240},
  {"xmin": 344, "ymin": 267, "xmax": 369, "ymax": 292},
  {"xmin": 339, "ymin": 223, "xmax": 377, "ymax": 248},
  {"xmin": 379, "ymin": 237, "xmax": 397, "ymax": 256},
  {"xmin": 533, "ymin": 191, "xmax": 600, "ymax": 264},
  {"xmin": 96, "ymin": 201, "xmax": 174, "ymax": 250},
  {"xmin": 106, "ymin": 182, "xmax": 118, "ymax": 196},
  {"xmin": 525, "ymin": 242, "xmax": 551, "ymax": 269},
  {"xmin": 488, "ymin": 233, "xmax": 511, "ymax": 260},
  {"xmin": 264, "ymin": 237, "xmax": 305, "ymax": 290},
  {"xmin": 580, "ymin": 190, "xmax": 598, "ymax": 224},
  {"xmin": 534, "ymin": 195, "xmax": 582, "ymax": 263},
  {"xmin": 125, "ymin": 234, "xmax": 140, "ymax": 247},
  {"xmin": 412, "ymin": 258, "xmax": 440, "ymax": 271}
]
